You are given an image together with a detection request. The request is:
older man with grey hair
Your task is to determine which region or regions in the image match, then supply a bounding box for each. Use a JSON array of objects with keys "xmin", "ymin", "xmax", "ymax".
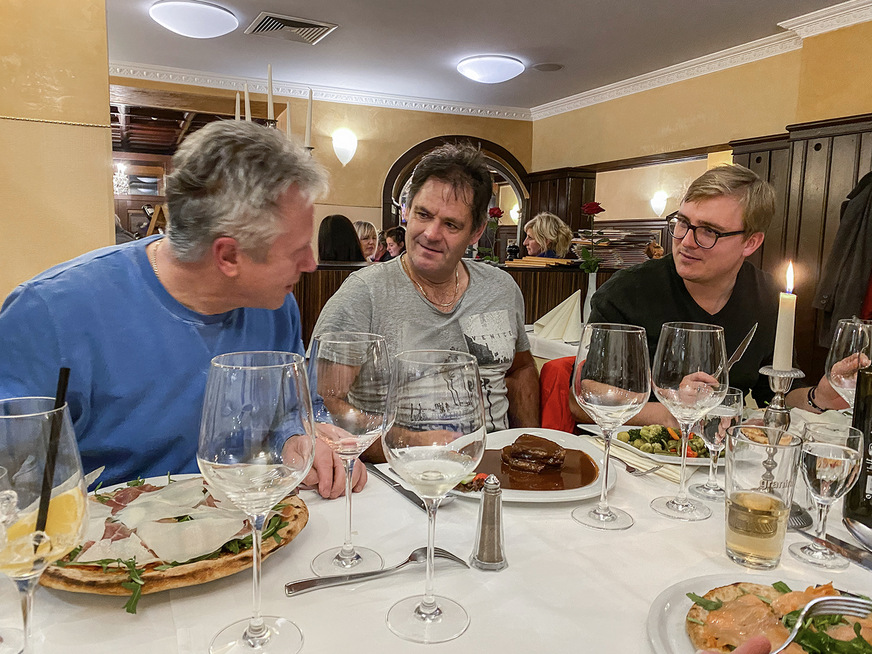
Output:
[{"xmin": 0, "ymin": 121, "xmax": 364, "ymax": 496}]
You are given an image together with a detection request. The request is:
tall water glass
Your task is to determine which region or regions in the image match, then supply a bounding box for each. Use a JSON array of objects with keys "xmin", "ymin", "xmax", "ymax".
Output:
[
  {"xmin": 788, "ymin": 423, "xmax": 862, "ymax": 569},
  {"xmin": 572, "ymin": 323, "xmax": 650, "ymax": 530},
  {"xmin": 651, "ymin": 322, "xmax": 728, "ymax": 520},
  {"xmin": 198, "ymin": 352, "xmax": 316, "ymax": 654},
  {"xmin": 826, "ymin": 318, "xmax": 872, "ymax": 408},
  {"xmin": 309, "ymin": 332, "xmax": 391, "ymax": 576},
  {"xmin": 0, "ymin": 398, "xmax": 87, "ymax": 654},
  {"xmin": 689, "ymin": 387, "xmax": 743, "ymax": 502},
  {"xmin": 383, "ymin": 351, "xmax": 486, "ymax": 644}
]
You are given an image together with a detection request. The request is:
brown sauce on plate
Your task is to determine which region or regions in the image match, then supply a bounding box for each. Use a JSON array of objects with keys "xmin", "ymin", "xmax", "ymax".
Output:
[{"xmin": 474, "ymin": 447, "xmax": 599, "ymax": 492}]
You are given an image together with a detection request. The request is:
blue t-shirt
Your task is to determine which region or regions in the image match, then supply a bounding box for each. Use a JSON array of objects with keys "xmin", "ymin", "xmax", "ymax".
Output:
[{"xmin": 0, "ymin": 237, "xmax": 305, "ymax": 487}]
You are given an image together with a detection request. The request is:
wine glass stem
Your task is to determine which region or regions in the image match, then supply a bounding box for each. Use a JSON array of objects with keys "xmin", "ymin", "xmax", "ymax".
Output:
[
  {"xmin": 813, "ymin": 502, "xmax": 832, "ymax": 545},
  {"xmin": 595, "ymin": 429, "xmax": 614, "ymax": 516},
  {"xmin": 705, "ymin": 450, "xmax": 719, "ymax": 489},
  {"xmin": 420, "ymin": 497, "xmax": 441, "ymax": 617},
  {"xmin": 15, "ymin": 574, "xmax": 39, "ymax": 653},
  {"xmin": 676, "ymin": 422, "xmax": 693, "ymax": 503},
  {"xmin": 245, "ymin": 513, "xmax": 269, "ymax": 647},
  {"xmin": 339, "ymin": 457, "xmax": 356, "ymax": 559}
]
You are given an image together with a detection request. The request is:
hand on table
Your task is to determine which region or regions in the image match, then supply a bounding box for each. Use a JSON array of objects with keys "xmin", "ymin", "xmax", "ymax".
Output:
[
  {"xmin": 701, "ymin": 635, "xmax": 770, "ymax": 654},
  {"xmin": 295, "ymin": 435, "xmax": 368, "ymax": 499}
]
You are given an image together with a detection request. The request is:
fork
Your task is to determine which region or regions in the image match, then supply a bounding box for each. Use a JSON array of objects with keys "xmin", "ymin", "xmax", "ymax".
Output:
[
  {"xmin": 608, "ymin": 454, "xmax": 663, "ymax": 477},
  {"xmin": 771, "ymin": 595, "xmax": 872, "ymax": 653}
]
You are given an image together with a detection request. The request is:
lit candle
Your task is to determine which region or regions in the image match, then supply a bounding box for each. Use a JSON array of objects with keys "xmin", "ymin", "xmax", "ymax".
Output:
[
  {"xmin": 772, "ymin": 261, "xmax": 796, "ymax": 370},
  {"xmin": 267, "ymin": 64, "xmax": 274, "ymax": 120},
  {"xmin": 305, "ymin": 88, "xmax": 313, "ymax": 147},
  {"xmin": 244, "ymin": 83, "xmax": 251, "ymax": 121},
  {"xmin": 285, "ymin": 100, "xmax": 291, "ymax": 137},
  {"xmin": 235, "ymin": 92, "xmax": 240, "ymax": 121}
]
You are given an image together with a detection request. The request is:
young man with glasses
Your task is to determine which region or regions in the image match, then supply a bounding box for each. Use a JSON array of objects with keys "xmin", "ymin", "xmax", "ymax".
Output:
[{"xmin": 573, "ymin": 164, "xmax": 846, "ymax": 426}]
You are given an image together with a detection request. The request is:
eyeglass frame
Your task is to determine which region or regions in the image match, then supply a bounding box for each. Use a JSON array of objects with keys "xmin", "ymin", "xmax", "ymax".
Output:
[{"xmin": 666, "ymin": 211, "xmax": 746, "ymax": 249}]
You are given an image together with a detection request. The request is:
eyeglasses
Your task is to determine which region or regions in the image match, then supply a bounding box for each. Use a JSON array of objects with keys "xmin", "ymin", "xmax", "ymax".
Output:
[{"xmin": 667, "ymin": 212, "xmax": 745, "ymax": 249}]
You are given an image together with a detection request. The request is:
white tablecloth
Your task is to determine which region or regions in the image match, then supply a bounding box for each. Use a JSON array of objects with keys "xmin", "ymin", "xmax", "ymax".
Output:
[{"xmin": 19, "ymin": 440, "xmax": 872, "ymax": 653}]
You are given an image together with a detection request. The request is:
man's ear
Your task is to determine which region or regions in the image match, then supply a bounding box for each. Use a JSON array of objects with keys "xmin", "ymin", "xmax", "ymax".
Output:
[
  {"xmin": 213, "ymin": 237, "xmax": 242, "ymax": 277},
  {"xmin": 468, "ymin": 221, "xmax": 487, "ymax": 246},
  {"xmin": 742, "ymin": 232, "xmax": 764, "ymax": 257}
]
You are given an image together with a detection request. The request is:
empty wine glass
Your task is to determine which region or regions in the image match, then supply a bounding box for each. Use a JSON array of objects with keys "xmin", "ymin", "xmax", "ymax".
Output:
[
  {"xmin": 826, "ymin": 318, "xmax": 872, "ymax": 409},
  {"xmin": 0, "ymin": 398, "xmax": 87, "ymax": 654},
  {"xmin": 308, "ymin": 332, "xmax": 391, "ymax": 576},
  {"xmin": 651, "ymin": 322, "xmax": 728, "ymax": 521},
  {"xmin": 789, "ymin": 423, "xmax": 862, "ymax": 569},
  {"xmin": 689, "ymin": 387, "xmax": 743, "ymax": 502},
  {"xmin": 571, "ymin": 323, "xmax": 650, "ymax": 530},
  {"xmin": 198, "ymin": 352, "xmax": 316, "ymax": 654},
  {"xmin": 383, "ymin": 350, "xmax": 486, "ymax": 644}
]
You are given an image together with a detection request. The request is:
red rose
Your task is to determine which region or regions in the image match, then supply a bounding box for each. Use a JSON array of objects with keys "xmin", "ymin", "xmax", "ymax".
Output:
[
  {"xmin": 488, "ymin": 207, "xmax": 504, "ymax": 218},
  {"xmin": 582, "ymin": 201, "xmax": 604, "ymax": 215}
]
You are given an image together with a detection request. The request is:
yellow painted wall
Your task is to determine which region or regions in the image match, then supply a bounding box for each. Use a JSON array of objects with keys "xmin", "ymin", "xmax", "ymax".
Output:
[{"xmin": 0, "ymin": 0, "xmax": 113, "ymax": 299}]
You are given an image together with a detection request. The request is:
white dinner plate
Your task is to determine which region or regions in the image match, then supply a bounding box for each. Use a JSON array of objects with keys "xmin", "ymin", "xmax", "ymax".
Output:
[
  {"xmin": 577, "ymin": 425, "xmax": 719, "ymax": 467},
  {"xmin": 647, "ymin": 573, "xmax": 839, "ymax": 654},
  {"xmin": 449, "ymin": 427, "xmax": 615, "ymax": 503}
]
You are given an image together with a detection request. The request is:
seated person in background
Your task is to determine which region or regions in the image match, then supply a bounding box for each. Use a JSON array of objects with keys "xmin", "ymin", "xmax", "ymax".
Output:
[
  {"xmin": 114, "ymin": 214, "xmax": 136, "ymax": 244},
  {"xmin": 372, "ymin": 231, "xmax": 392, "ymax": 262},
  {"xmin": 571, "ymin": 164, "xmax": 847, "ymax": 427},
  {"xmin": 353, "ymin": 220, "xmax": 378, "ymax": 261},
  {"xmin": 0, "ymin": 121, "xmax": 365, "ymax": 498},
  {"xmin": 318, "ymin": 214, "xmax": 367, "ymax": 263},
  {"xmin": 384, "ymin": 225, "xmax": 406, "ymax": 258},
  {"xmin": 524, "ymin": 211, "xmax": 574, "ymax": 258},
  {"xmin": 312, "ymin": 142, "xmax": 540, "ymax": 456}
]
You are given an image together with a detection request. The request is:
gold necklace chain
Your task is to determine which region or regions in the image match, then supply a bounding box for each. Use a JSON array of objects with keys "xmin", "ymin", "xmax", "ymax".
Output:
[
  {"xmin": 401, "ymin": 254, "xmax": 459, "ymax": 308},
  {"xmin": 150, "ymin": 239, "xmax": 162, "ymax": 279}
]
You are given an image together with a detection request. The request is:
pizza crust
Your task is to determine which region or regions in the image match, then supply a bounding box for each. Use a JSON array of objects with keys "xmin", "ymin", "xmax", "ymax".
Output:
[{"xmin": 41, "ymin": 494, "xmax": 308, "ymax": 596}]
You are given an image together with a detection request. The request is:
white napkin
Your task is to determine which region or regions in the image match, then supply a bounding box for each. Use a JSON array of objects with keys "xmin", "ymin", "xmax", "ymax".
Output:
[{"xmin": 533, "ymin": 290, "xmax": 582, "ymax": 342}]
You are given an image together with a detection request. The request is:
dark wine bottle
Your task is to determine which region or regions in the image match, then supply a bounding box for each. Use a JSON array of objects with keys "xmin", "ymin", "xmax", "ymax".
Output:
[{"xmin": 845, "ymin": 366, "xmax": 872, "ymax": 526}]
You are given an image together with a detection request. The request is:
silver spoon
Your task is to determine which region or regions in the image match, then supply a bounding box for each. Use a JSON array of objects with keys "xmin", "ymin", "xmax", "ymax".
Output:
[
  {"xmin": 285, "ymin": 546, "xmax": 468, "ymax": 596},
  {"xmin": 844, "ymin": 517, "xmax": 872, "ymax": 554}
]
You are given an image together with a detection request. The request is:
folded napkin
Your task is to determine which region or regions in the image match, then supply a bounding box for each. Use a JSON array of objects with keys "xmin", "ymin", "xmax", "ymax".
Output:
[
  {"xmin": 788, "ymin": 407, "xmax": 851, "ymax": 429},
  {"xmin": 534, "ymin": 290, "xmax": 582, "ymax": 342},
  {"xmin": 585, "ymin": 436, "xmax": 683, "ymax": 484}
]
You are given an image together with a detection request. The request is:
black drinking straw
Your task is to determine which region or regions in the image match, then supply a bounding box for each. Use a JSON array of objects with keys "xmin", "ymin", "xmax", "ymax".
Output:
[{"xmin": 34, "ymin": 367, "xmax": 71, "ymax": 535}]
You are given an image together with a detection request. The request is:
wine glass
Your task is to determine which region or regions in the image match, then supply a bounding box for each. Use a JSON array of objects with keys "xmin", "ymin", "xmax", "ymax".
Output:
[
  {"xmin": 689, "ymin": 387, "xmax": 743, "ymax": 502},
  {"xmin": 308, "ymin": 332, "xmax": 391, "ymax": 576},
  {"xmin": 383, "ymin": 350, "xmax": 486, "ymax": 644},
  {"xmin": 0, "ymin": 397, "xmax": 87, "ymax": 654},
  {"xmin": 826, "ymin": 318, "xmax": 872, "ymax": 409},
  {"xmin": 571, "ymin": 323, "xmax": 650, "ymax": 530},
  {"xmin": 788, "ymin": 423, "xmax": 863, "ymax": 569},
  {"xmin": 198, "ymin": 352, "xmax": 316, "ymax": 654},
  {"xmin": 651, "ymin": 322, "xmax": 728, "ymax": 520}
]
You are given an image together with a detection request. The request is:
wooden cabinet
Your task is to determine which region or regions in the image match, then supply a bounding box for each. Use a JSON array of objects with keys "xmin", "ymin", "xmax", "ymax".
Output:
[{"xmin": 525, "ymin": 168, "xmax": 597, "ymax": 232}]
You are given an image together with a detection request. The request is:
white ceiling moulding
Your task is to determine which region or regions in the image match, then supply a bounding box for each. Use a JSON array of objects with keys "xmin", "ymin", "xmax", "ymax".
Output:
[
  {"xmin": 108, "ymin": 62, "xmax": 532, "ymax": 121},
  {"xmin": 777, "ymin": 0, "xmax": 872, "ymax": 39},
  {"xmin": 531, "ymin": 33, "xmax": 802, "ymax": 121}
]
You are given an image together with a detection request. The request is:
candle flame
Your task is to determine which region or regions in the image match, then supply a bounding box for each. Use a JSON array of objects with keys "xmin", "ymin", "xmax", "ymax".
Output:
[{"xmin": 786, "ymin": 261, "xmax": 794, "ymax": 294}]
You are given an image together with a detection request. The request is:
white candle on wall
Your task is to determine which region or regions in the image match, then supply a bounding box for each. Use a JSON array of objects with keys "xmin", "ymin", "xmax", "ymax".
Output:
[
  {"xmin": 235, "ymin": 92, "xmax": 240, "ymax": 121},
  {"xmin": 267, "ymin": 64, "xmax": 274, "ymax": 120},
  {"xmin": 305, "ymin": 88, "xmax": 313, "ymax": 147},
  {"xmin": 244, "ymin": 83, "xmax": 251, "ymax": 121},
  {"xmin": 285, "ymin": 101, "xmax": 291, "ymax": 137},
  {"xmin": 772, "ymin": 261, "xmax": 796, "ymax": 371}
]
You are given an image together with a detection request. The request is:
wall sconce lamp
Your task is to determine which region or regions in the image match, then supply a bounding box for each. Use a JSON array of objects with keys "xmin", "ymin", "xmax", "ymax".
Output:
[
  {"xmin": 332, "ymin": 128, "xmax": 358, "ymax": 166},
  {"xmin": 650, "ymin": 190, "xmax": 668, "ymax": 217}
]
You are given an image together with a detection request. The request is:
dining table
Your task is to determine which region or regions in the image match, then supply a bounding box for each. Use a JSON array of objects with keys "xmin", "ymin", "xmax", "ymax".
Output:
[{"xmin": 8, "ymin": 431, "xmax": 871, "ymax": 653}]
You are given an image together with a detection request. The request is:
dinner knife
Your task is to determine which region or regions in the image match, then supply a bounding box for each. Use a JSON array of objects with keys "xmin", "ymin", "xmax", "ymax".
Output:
[
  {"xmin": 792, "ymin": 528, "xmax": 872, "ymax": 572},
  {"xmin": 364, "ymin": 462, "xmax": 426, "ymax": 512},
  {"xmin": 714, "ymin": 323, "xmax": 758, "ymax": 377}
]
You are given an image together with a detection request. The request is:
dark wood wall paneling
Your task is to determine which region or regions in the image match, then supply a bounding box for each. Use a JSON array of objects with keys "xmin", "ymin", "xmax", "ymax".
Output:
[
  {"xmin": 731, "ymin": 114, "xmax": 872, "ymax": 381},
  {"xmin": 504, "ymin": 268, "xmax": 613, "ymax": 325},
  {"xmin": 525, "ymin": 168, "xmax": 597, "ymax": 232},
  {"xmin": 292, "ymin": 265, "xmax": 365, "ymax": 347}
]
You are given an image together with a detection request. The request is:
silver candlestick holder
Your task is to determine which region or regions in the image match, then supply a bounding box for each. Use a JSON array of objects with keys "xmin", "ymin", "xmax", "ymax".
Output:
[{"xmin": 759, "ymin": 365, "xmax": 804, "ymax": 431}]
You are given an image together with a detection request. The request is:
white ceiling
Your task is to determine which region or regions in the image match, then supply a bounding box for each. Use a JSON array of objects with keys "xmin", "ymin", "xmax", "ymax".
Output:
[{"xmin": 107, "ymin": 0, "xmax": 862, "ymax": 115}]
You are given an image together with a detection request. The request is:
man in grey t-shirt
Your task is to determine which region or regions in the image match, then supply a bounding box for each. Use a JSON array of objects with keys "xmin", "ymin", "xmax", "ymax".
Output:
[{"xmin": 312, "ymin": 142, "xmax": 539, "ymax": 440}]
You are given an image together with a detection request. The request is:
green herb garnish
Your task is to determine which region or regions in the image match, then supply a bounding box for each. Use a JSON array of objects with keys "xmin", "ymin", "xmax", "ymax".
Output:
[
  {"xmin": 772, "ymin": 581, "xmax": 792, "ymax": 594},
  {"xmin": 126, "ymin": 477, "xmax": 145, "ymax": 487},
  {"xmin": 687, "ymin": 593, "xmax": 723, "ymax": 611}
]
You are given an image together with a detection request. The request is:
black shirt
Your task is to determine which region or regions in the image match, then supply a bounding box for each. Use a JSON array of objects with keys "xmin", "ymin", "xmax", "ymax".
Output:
[{"xmin": 588, "ymin": 254, "xmax": 780, "ymax": 404}]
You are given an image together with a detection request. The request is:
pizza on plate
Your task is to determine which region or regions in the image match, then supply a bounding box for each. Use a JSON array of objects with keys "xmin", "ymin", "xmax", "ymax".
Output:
[{"xmin": 40, "ymin": 477, "xmax": 307, "ymax": 610}]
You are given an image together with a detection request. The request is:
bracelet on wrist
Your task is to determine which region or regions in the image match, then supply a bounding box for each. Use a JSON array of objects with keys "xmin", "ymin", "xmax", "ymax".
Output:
[{"xmin": 807, "ymin": 385, "xmax": 826, "ymax": 412}]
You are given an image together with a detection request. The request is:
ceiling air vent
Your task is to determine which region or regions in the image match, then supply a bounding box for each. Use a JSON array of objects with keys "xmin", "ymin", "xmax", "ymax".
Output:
[{"xmin": 244, "ymin": 12, "xmax": 338, "ymax": 45}]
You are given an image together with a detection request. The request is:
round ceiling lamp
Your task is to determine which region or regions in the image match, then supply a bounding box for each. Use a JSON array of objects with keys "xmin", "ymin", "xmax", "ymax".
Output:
[
  {"xmin": 149, "ymin": 1, "xmax": 239, "ymax": 39},
  {"xmin": 456, "ymin": 55, "xmax": 525, "ymax": 84}
]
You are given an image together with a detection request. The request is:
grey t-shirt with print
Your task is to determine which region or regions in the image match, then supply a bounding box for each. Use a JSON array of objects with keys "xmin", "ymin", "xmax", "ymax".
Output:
[{"xmin": 310, "ymin": 257, "xmax": 530, "ymax": 432}]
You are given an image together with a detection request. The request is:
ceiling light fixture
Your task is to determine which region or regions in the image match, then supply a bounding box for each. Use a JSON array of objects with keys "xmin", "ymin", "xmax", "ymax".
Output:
[
  {"xmin": 456, "ymin": 55, "xmax": 525, "ymax": 84},
  {"xmin": 332, "ymin": 128, "xmax": 358, "ymax": 166},
  {"xmin": 149, "ymin": 1, "xmax": 239, "ymax": 39}
]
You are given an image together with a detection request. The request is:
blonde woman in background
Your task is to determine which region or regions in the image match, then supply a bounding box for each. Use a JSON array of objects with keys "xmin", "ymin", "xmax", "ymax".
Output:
[
  {"xmin": 354, "ymin": 220, "xmax": 378, "ymax": 260},
  {"xmin": 524, "ymin": 212, "xmax": 574, "ymax": 258}
]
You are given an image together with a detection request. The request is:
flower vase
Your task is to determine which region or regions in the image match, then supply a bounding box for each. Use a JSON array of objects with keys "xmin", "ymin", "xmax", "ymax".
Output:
[{"xmin": 583, "ymin": 272, "xmax": 597, "ymax": 323}]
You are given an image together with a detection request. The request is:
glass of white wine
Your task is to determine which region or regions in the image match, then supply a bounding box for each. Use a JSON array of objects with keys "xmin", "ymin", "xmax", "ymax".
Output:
[
  {"xmin": 789, "ymin": 423, "xmax": 863, "ymax": 569},
  {"xmin": 383, "ymin": 350, "xmax": 486, "ymax": 644},
  {"xmin": 826, "ymin": 318, "xmax": 872, "ymax": 409},
  {"xmin": 0, "ymin": 397, "xmax": 87, "ymax": 654},
  {"xmin": 198, "ymin": 352, "xmax": 316, "ymax": 654},
  {"xmin": 308, "ymin": 332, "xmax": 392, "ymax": 576},
  {"xmin": 689, "ymin": 387, "xmax": 743, "ymax": 502}
]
